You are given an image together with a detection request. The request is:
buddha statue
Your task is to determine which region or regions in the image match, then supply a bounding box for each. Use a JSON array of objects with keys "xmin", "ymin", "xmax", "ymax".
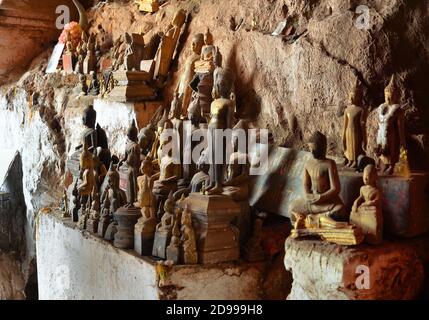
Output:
[
  {"xmin": 77, "ymin": 143, "xmax": 96, "ymax": 220},
  {"xmin": 206, "ymin": 67, "xmax": 236, "ymax": 195},
  {"xmin": 88, "ymin": 71, "xmax": 100, "ymax": 96},
  {"xmin": 79, "ymin": 74, "xmax": 88, "ymax": 95},
  {"xmin": 393, "ymin": 147, "xmax": 411, "ymax": 178},
  {"xmin": 175, "ymin": 33, "xmax": 204, "ymax": 116},
  {"xmin": 166, "ymin": 208, "xmax": 182, "ymax": 264},
  {"xmin": 119, "ymin": 120, "xmax": 141, "ymax": 207},
  {"xmin": 169, "ymin": 93, "xmax": 184, "ymax": 167},
  {"xmin": 174, "ymin": 149, "xmax": 210, "ymax": 200},
  {"xmin": 195, "ymin": 29, "xmax": 220, "ymax": 74},
  {"xmin": 342, "ymin": 81, "xmax": 367, "ymax": 168},
  {"xmin": 350, "ymin": 164, "xmax": 383, "ymax": 245},
  {"xmin": 152, "ymin": 191, "xmax": 175, "ymax": 259},
  {"xmin": 152, "ymin": 121, "xmax": 182, "ymax": 218},
  {"xmin": 180, "ymin": 205, "xmax": 198, "ymax": 264},
  {"xmin": 77, "ymin": 105, "xmax": 97, "ymax": 151},
  {"xmin": 375, "ymin": 75, "xmax": 406, "ymax": 175},
  {"xmin": 134, "ymin": 157, "xmax": 157, "ymax": 255},
  {"xmin": 290, "ymin": 132, "xmax": 364, "ymax": 245},
  {"xmin": 86, "ymin": 183, "xmax": 101, "ymax": 233},
  {"xmin": 154, "ymin": 9, "xmax": 187, "ymax": 80},
  {"xmin": 222, "ymin": 136, "xmax": 250, "ymax": 201},
  {"xmin": 291, "ymin": 132, "xmax": 346, "ymax": 225},
  {"xmin": 100, "ymin": 164, "xmax": 127, "ymax": 240}
]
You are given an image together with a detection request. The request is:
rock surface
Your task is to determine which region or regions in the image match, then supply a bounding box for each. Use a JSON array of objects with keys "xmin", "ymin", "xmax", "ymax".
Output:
[
  {"xmin": 284, "ymin": 237, "xmax": 426, "ymax": 300},
  {"xmin": 0, "ymin": 251, "xmax": 25, "ymax": 299}
]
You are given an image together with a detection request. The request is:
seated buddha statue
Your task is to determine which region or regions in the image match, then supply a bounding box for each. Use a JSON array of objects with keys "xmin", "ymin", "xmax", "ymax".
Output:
[
  {"xmin": 291, "ymin": 131, "xmax": 347, "ymax": 228},
  {"xmin": 350, "ymin": 164, "xmax": 383, "ymax": 244},
  {"xmin": 222, "ymin": 137, "xmax": 250, "ymax": 202}
]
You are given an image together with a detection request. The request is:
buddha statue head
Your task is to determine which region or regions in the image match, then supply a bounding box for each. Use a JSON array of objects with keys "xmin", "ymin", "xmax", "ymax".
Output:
[
  {"xmin": 192, "ymin": 33, "xmax": 204, "ymax": 55},
  {"xmin": 127, "ymin": 120, "xmax": 139, "ymax": 143},
  {"xmin": 172, "ymin": 9, "xmax": 187, "ymax": 28},
  {"xmin": 163, "ymin": 191, "xmax": 175, "ymax": 214},
  {"xmin": 309, "ymin": 131, "xmax": 327, "ymax": 160},
  {"xmin": 384, "ymin": 75, "xmax": 400, "ymax": 105},
  {"xmin": 80, "ymin": 142, "xmax": 94, "ymax": 171},
  {"xmin": 363, "ymin": 164, "xmax": 377, "ymax": 187},
  {"xmin": 349, "ymin": 80, "xmax": 363, "ymax": 106},
  {"xmin": 212, "ymin": 67, "xmax": 234, "ymax": 100},
  {"xmin": 106, "ymin": 163, "xmax": 120, "ymax": 190},
  {"xmin": 82, "ymin": 105, "xmax": 96, "ymax": 129}
]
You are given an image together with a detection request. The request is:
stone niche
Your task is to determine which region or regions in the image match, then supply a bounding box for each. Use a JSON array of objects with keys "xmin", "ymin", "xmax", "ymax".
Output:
[{"xmin": 36, "ymin": 211, "xmax": 290, "ymax": 300}]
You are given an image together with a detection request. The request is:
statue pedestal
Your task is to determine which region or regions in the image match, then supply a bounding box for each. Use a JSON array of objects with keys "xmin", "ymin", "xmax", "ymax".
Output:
[
  {"xmin": 180, "ymin": 193, "xmax": 241, "ymax": 264},
  {"xmin": 152, "ymin": 231, "xmax": 171, "ymax": 259},
  {"xmin": 134, "ymin": 217, "xmax": 156, "ymax": 256},
  {"xmin": 284, "ymin": 237, "xmax": 427, "ymax": 300},
  {"xmin": 113, "ymin": 206, "xmax": 141, "ymax": 249},
  {"xmin": 86, "ymin": 216, "xmax": 99, "ymax": 234},
  {"xmin": 108, "ymin": 71, "xmax": 157, "ymax": 102}
]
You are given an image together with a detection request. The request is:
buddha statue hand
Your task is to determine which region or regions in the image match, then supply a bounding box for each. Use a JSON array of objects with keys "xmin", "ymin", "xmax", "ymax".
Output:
[{"xmin": 306, "ymin": 193, "xmax": 321, "ymax": 204}]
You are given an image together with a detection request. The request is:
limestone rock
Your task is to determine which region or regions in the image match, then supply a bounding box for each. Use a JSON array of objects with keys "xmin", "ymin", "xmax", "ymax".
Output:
[
  {"xmin": 284, "ymin": 237, "xmax": 425, "ymax": 300},
  {"xmin": 0, "ymin": 251, "xmax": 25, "ymax": 300}
]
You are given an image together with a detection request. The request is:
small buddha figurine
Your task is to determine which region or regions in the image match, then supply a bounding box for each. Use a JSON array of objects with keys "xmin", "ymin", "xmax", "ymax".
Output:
[
  {"xmin": 175, "ymin": 33, "xmax": 205, "ymax": 115},
  {"xmin": 61, "ymin": 189, "xmax": 70, "ymax": 218},
  {"xmin": 77, "ymin": 143, "xmax": 95, "ymax": 224},
  {"xmin": 101, "ymin": 164, "xmax": 128, "ymax": 240},
  {"xmin": 195, "ymin": 29, "xmax": 220, "ymax": 74},
  {"xmin": 166, "ymin": 208, "xmax": 182, "ymax": 264},
  {"xmin": 152, "ymin": 122, "xmax": 182, "ymax": 217},
  {"xmin": 79, "ymin": 74, "xmax": 88, "ymax": 95},
  {"xmin": 154, "ymin": 9, "xmax": 187, "ymax": 80},
  {"xmin": 206, "ymin": 67, "xmax": 236, "ymax": 195},
  {"xmin": 119, "ymin": 120, "xmax": 141, "ymax": 206},
  {"xmin": 342, "ymin": 81, "xmax": 367, "ymax": 168},
  {"xmin": 350, "ymin": 165, "xmax": 383, "ymax": 244},
  {"xmin": 376, "ymin": 75, "xmax": 406, "ymax": 175},
  {"xmin": 86, "ymin": 184, "xmax": 101, "ymax": 233},
  {"xmin": 180, "ymin": 205, "xmax": 198, "ymax": 264},
  {"xmin": 152, "ymin": 191, "xmax": 175, "ymax": 259},
  {"xmin": 169, "ymin": 93, "xmax": 184, "ymax": 166},
  {"xmin": 291, "ymin": 131, "xmax": 347, "ymax": 227},
  {"xmin": 222, "ymin": 136, "xmax": 250, "ymax": 201},
  {"xmin": 98, "ymin": 193, "xmax": 111, "ymax": 237},
  {"xmin": 393, "ymin": 147, "xmax": 411, "ymax": 178},
  {"xmin": 75, "ymin": 53, "xmax": 84, "ymax": 75},
  {"xmin": 88, "ymin": 71, "xmax": 100, "ymax": 96},
  {"xmin": 134, "ymin": 157, "xmax": 157, "ymax": 255}
]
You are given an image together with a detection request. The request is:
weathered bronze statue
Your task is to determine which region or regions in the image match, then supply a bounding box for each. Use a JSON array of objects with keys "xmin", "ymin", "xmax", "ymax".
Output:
[
  {"xmin": 77, "ymin": 143, "xmax": 95, "ymax": 227},
  {"xmin": 138, "ymin": 123, "xmax": 156, "ymax": 157},
  {"xmin": 376, "ymin": 75, "xmax": 406, "ymax": 175},
  {"xmin": 206, "ymin": 67, "xmax": 235, "ymax": 195},
  {"xmin": 342, "ymin": 81, "xmax": 366, "ymax": 168},
  {"xmin": 350, "ymin": 164, "xmax": 383, "ymax": 245},
  {"xmin": 119, "ymin": 120, "xmax": 141, "ymax": 207},
  {"xmin": 152, "ymin": 191, "xmax": 175, "ymax": 259},
  {"xmin": 291, "ymin": 132, "xmax": 346, "ymax": 223},
  {"xmin": 290, "ymin": 132, "xmax": 363, "ymax": 245},
  {"xmin": 175, "ymin": 33, "xmax": 204, "ymax": 116},
  {"xmin": 88, "ymin": 71, "xmax": 100, "ymax": 96},
  {"xmin": 222, "ymin": 137, "xmax": 250, "ymax": 201}
]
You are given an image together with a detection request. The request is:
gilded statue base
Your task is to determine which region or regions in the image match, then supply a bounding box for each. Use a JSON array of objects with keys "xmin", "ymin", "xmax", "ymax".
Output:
[{"xmin": 291, "ymin": 226, "xmax": 364, "ymax": 246}]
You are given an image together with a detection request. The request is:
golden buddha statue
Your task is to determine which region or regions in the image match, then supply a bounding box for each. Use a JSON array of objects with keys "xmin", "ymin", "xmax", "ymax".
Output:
[
  {"xmin": 175, "ymin": 33, "xmax": 204, "ymax": 116},
  {"xmin": 206, "ymin": 67, "xmax": 236, "ymax": 195},
  {"xmin": 393, "ymin": 147, "xmax": 411, "ymax": 178},
  {"xmin": 154, "ymin": 9, "xmax": 187, "ymax": 80},
  {"xmin": 342, "ymin": 81, "xmax": 367, "ymax": 168},
  {"xmin": 376, "ymin": 75, "xmax": 406, "ymax": 175},
  {"xmin": 350, "ymin": 164, "xmax": 383, "ymax": 245},
  {"xmin": 195, "ymin": 29, "xmax": 219, "ymax": 74}
]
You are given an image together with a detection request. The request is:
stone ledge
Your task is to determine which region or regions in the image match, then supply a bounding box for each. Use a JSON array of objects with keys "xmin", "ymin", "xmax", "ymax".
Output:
[
  {"xmin": 36, "ymin": 210, "xmax": 290, "ymax": 300},
  {"xmin": 284, "ymin": 237, "xmax": 429, "ymax": 300}
]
